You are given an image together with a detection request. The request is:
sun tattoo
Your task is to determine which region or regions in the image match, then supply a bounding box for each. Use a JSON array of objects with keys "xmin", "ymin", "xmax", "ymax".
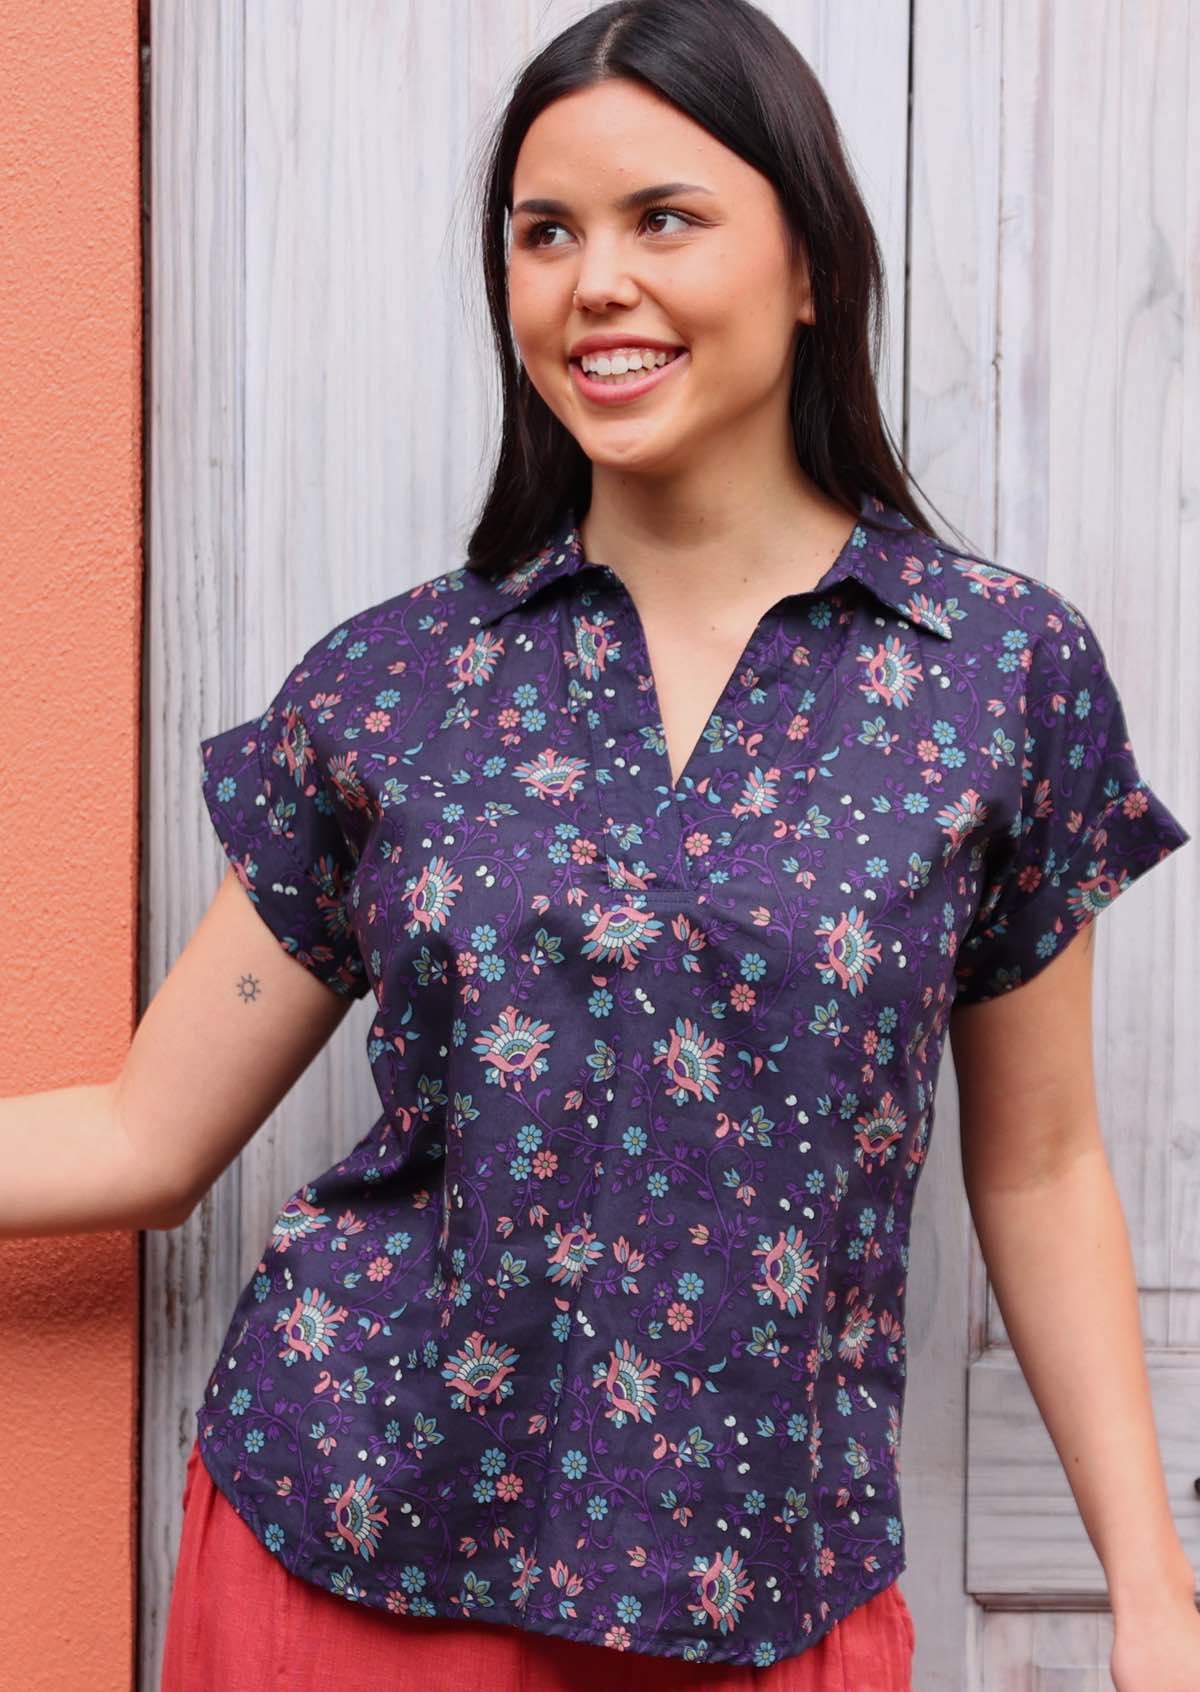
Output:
[{"xmin": 236, "ymin": 973, "xmax": 262, "ymax": 1003}]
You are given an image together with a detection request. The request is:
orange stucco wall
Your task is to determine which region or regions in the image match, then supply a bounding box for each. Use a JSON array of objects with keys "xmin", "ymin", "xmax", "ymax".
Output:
[{"xmin": 0, "ymin": 2, "xmax": 143, "ymax": 1686}]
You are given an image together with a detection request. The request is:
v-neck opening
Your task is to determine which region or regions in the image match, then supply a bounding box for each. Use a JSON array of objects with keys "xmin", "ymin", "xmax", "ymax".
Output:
[
  {"xmin": 632, "ymin": 607, "xmax": 779, "ymax": 803},
  {"xmin": 577, "ymin": 515, "xmax": 871, "ymax": 897},
  {"xmin": 590, "ymin": 514, "xmax": 865, "ymax": 804}
]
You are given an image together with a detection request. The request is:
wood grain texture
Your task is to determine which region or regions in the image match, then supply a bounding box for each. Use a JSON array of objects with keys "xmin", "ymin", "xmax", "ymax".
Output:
[{"xmin": 967, "ymin": 1348, "xmax": 1200, "ymax": 1596}]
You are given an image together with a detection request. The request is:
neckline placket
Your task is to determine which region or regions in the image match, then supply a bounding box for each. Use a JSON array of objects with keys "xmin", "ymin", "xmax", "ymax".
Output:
[{"xmin": 576, "ymin": 522, "xmax": 877, "ymax": 899}]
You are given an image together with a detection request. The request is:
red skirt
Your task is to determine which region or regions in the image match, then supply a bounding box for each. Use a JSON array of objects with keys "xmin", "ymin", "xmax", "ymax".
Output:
[{"xmin": 161, "ymin": 1438, "xmax": 915, "ymax": 1690}]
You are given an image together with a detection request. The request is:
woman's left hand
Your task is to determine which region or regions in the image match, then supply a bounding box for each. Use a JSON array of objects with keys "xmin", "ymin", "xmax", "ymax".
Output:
[{"xmin": 1111, "ymin": 1598, "xmax": 1200, "ymax": 1690}]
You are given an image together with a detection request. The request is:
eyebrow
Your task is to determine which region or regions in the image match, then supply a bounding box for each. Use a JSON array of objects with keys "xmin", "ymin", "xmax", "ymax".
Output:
[{"xmin": 510, "ymin": 181, "xmax": 716, "ymax": 219}]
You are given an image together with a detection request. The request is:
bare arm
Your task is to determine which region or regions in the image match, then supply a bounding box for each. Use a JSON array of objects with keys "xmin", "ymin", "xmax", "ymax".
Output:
[
  {"xmin": 0, "ymin": 1081, "xmax": 165, "ymax": 1239},
  {"xmin": 950, "ymin": 924, "xmax": 1196, "ymax": 1620},
  {"xmin": 1, "ymin": 865, "xmax": 357, "ymax": 1239}
]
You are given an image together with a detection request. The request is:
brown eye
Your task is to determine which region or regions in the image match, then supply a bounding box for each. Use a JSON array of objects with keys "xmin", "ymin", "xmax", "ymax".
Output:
[
  {"xmin": 643, "ymin": 207, "xmax": 691, "ymax": 235},
  {"xmin": 517, "ymin": 205, "xmax": 696, "ymax": 249}
]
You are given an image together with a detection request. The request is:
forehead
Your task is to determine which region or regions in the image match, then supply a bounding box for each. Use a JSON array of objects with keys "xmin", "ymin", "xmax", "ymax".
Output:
[{"xmin": 511, "ymin": 80, "xmax": 752, "ymax": 203}]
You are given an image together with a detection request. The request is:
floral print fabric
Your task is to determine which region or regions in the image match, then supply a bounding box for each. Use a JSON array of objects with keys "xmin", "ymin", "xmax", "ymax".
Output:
[
  {"xmin": 195, "ymin": 491, "xmax": 1190, "ymax": 1666},
  {"xmin": 162, "ymin": 1436, "xmax": 916, "ymax": 1689}
]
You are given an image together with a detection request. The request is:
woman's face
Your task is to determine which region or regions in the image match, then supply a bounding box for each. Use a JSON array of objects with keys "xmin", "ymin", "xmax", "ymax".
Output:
[{"xmin": 507, "ymin": 78, "xmax": 812, "ymax": 481}]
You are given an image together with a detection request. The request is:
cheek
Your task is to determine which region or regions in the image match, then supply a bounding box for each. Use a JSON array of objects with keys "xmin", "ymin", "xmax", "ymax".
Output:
[
  {"xmin": 682, "ymin": 242, "xmax": 797, "ymax": 351},
  {"xmin": 511, "ymin": 332, "xmax": 574, "ymax": 424},
  {"xmin": 508, "ymin": 261, "xmax": 565, "ymax": 345}
]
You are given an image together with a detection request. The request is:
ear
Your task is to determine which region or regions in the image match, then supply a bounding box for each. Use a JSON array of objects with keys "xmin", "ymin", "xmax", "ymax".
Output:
[{"xmin": 792, "ymin": 241, "xmax": 815, "ymax": 327}]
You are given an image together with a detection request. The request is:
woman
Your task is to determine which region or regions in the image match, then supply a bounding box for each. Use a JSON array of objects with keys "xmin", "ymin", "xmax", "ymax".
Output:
[{"xmin": 151, "ymin": 0, "xmax": 1192, "ymax": 1686}]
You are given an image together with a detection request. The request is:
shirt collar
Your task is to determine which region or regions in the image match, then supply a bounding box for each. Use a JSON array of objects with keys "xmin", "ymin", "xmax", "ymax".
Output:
[{"xmin": 474, "ymin": 490, "xmax": 955, "ymax": 639}]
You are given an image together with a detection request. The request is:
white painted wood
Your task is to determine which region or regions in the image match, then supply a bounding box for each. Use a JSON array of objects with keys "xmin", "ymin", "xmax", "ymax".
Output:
[
  {"xmin": 968, "ymin": 1350, "xmax": 1200, "ymax": 1595},
  {"xmin": 142, "ymin": 4, "xmax": 1197, "ymax": 1689}
]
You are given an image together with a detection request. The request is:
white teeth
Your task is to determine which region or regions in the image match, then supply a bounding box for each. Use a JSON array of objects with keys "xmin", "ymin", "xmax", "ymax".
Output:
[{"xmin": 579, "ymin": 347, "xmax": 682, "ymax": 376}]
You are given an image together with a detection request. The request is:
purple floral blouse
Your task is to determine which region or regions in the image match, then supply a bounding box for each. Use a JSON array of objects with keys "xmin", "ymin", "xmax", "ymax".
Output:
[{"xmin": 195, "ymin": 491, "xmax": 1190, "ymax": 1667}]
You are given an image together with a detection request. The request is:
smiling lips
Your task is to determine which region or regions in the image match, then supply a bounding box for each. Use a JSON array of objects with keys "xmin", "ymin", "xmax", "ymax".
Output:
[{"xmin": 569, "ymin": 346, "xmax": 691, "ymax": 406}]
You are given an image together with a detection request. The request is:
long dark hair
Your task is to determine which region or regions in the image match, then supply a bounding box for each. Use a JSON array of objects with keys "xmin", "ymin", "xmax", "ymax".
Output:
[{"xmin": 463, "ymin": 0, "xmax": 972, "ymax": 578}]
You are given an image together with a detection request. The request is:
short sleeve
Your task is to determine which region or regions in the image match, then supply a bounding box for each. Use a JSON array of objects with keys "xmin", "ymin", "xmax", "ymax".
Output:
[
  {"xmin": 199, "ymin": 663, "xmax": 372, "ymax": 1002},
  {"xmin": 952, "ymin": 595, "xmax": 1191, "ymax": 1006}
]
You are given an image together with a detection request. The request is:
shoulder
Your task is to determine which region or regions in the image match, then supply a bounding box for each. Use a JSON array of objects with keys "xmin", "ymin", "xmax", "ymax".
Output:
[
  {"xmin": 896, "ymin": 524, "xmax": 1110, "ymax": 674},
  {"xmin": 281, "ymin": 552, "xmax": 494, "ymax": 700}
]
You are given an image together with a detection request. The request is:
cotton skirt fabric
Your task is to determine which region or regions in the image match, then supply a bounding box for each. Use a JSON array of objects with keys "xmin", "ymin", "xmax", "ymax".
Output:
[{"xmin": 161, "ymin": 1438, "xmax": 915, "ymax": 1691}]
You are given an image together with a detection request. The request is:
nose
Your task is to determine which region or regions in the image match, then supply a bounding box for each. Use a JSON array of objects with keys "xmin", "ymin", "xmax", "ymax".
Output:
[{"xmin": 570, "ymin": 252, "xmax": 641, "ymax": 314}]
